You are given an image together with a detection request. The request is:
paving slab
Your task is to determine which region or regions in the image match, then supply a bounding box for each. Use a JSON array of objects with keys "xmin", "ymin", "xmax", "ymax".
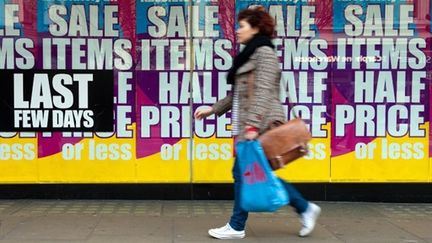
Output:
[
  {"xmin": 4, "ymin": 215, "xmax": 99, "ymax": 241},
  {"xmin": 319, "ymin": 216, "xmax": 426, "ymax": 243},
  {"xmin": 0, "ymin": 200, "xmax": 430, "ymax": 243}
]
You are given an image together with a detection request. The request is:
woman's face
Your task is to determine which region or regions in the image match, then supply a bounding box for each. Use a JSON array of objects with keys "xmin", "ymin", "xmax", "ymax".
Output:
[{"xmin": 237, "ymin": 20, "xmax": 259, "ymax": 44}]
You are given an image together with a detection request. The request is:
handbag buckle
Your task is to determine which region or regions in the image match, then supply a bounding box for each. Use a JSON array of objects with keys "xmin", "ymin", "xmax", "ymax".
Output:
[
  {"xmin": 275, "ymin": 155, "xmax": 285, "ymax": 169},
  {"xmin": 299, "ymin": 144, "xmax": 309, "ymax": 154}
]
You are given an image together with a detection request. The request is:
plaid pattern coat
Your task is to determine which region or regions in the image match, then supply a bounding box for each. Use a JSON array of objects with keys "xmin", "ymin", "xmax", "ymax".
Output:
[{"xmin": 212, "ymin": 46, "xmax": 286, "ymax": 141}]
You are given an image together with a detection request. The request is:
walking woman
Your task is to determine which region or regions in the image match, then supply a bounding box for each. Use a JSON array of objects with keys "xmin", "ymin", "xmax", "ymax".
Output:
[{"xmin": 194, "ymin": 6, "xmax": 321, "ymax": 240}]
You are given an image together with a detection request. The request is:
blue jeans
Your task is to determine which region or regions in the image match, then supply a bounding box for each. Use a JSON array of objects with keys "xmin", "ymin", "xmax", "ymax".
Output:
[{"xmin": 229, "ymin": 158, "xmax": 309, "ymax": 231}]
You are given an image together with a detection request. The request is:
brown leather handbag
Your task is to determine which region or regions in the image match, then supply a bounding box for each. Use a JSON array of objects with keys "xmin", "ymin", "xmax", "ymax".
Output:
[
  {"xmin": 246, "ymin": 71, "xmax": 312, "ymax": 170},
  {"xmin": 258, "ymin": 119, "xmax": 311, "ymax": 170}
]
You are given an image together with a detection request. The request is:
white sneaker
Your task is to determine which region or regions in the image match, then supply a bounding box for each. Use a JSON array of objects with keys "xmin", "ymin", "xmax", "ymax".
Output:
[
  {"xmin": 299, "ymin": 203, "xmax": 321, "ymax": 237},
  {"xmin": 208, "ymin": 223, "xmax": 245, "ymax": 240}
]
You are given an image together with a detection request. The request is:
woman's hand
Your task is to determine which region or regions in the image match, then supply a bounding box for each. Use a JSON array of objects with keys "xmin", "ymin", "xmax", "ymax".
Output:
[
  {"xmin": 194, "ymin": 107, "xmax": 214, "ymax": 120},
  {"xmin": 244, "ymin": 125, "xmax": 259, "ymax": 140}
]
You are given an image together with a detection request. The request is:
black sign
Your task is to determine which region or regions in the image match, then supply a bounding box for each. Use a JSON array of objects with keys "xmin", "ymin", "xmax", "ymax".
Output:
[{"xmin": 0, "ymin": 70, "xmax": 113, "ymax": 132}]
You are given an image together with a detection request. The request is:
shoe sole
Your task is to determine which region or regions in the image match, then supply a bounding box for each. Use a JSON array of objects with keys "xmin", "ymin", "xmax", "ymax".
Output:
[{"xmin": 208, "ymin": 230, "xmax": 245, "ymax": 240}]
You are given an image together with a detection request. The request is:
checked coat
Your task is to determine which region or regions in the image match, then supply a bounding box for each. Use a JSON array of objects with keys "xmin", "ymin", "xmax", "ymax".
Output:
[{"xmin": 212, "ymin": 46, "xmax": 286, "ymax": 141}]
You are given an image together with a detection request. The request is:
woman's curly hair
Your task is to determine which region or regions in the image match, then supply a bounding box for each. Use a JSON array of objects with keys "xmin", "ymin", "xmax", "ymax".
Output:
[{"xmin": 238, "ymin": 6, "xmax": 275, "ymax": 37}]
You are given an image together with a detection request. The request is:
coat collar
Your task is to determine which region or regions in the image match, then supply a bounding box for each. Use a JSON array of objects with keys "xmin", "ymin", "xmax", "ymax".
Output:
[{"xmin": 235, "ymin": 56, "xmax": 256, "ymax": 75}]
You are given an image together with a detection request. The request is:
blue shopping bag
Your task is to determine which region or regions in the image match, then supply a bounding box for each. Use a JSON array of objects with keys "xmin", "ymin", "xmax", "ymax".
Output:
[{"xmin": 237, "ymin": 140, "xmax": 289, "ymax": 212}]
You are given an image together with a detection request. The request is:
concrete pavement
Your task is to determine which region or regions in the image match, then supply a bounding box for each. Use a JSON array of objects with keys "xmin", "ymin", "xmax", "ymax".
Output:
[{"xmin": 0, "ymin": 200, "xmax": 431, "ymax": 242}]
